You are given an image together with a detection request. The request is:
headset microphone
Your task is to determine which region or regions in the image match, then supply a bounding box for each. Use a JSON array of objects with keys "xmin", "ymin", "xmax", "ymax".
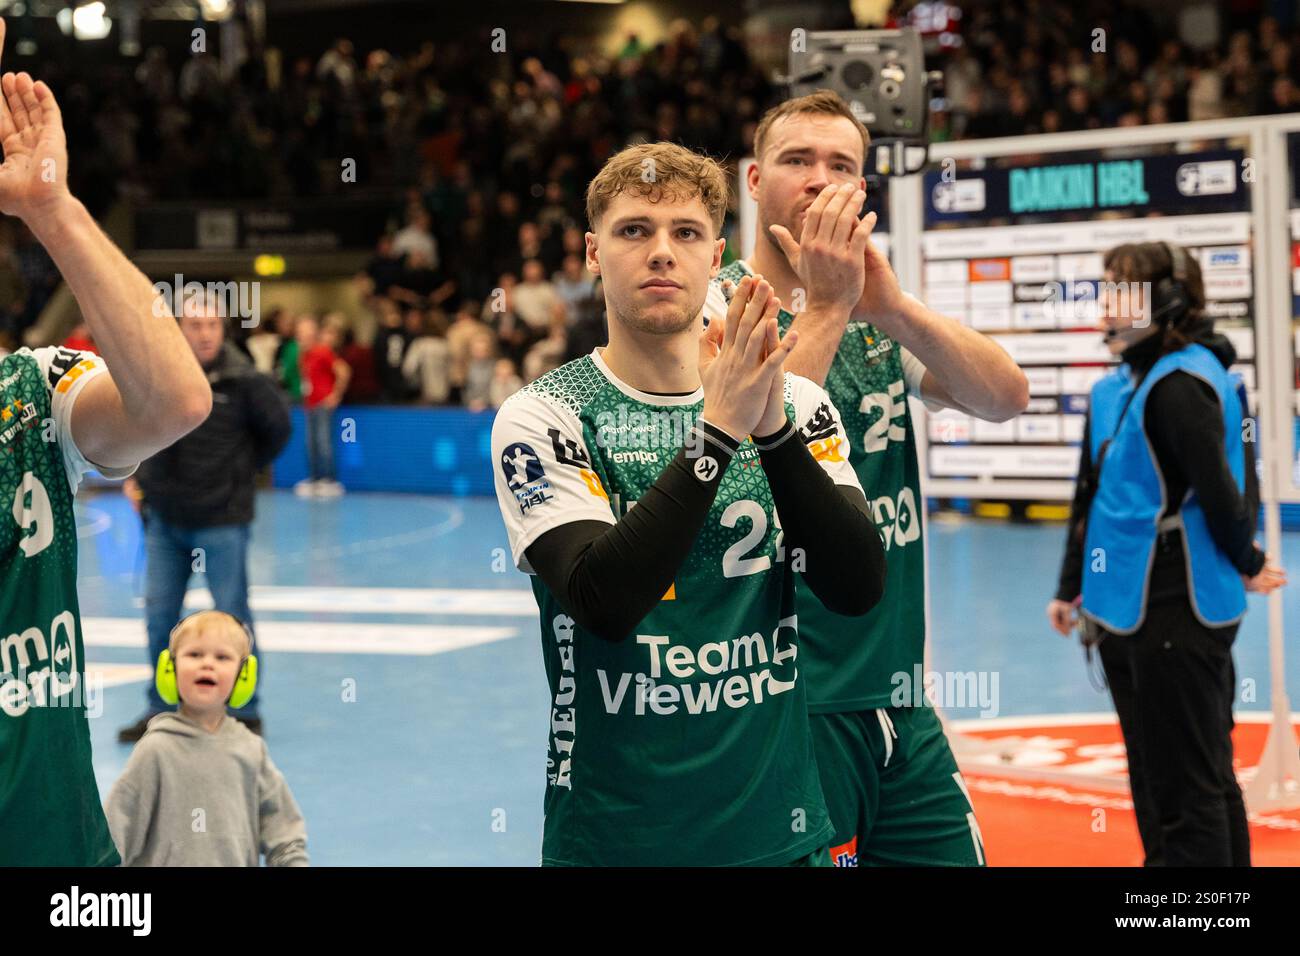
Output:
[{"xmin": 1102, "ymin": 325, "xmax": 1149, "ymax": 348}]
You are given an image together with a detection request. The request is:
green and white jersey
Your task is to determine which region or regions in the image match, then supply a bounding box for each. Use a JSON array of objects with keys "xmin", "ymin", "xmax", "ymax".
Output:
[
  {"xmin": 0, "ymin": 346, "xmax": 135, "ymax": 866},
  {"xmin": 707, "ymin": 261, "xmax": 934, "ymax": 712},
  {"xmin": 491, "ymin": 347, "xmax": 861, "ymax": 866}
]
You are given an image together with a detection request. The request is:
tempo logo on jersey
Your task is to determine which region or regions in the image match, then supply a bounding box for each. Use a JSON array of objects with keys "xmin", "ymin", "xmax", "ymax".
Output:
[
  {"xmin": 610, "ymin": 450, "xmax": 658, "ymax": 465},
  {"xmin": 500, "ymin": 442, "xmax": 554, "ymax": 515},
  {"xmin": 0, "ymin": 610, "xmax": 86, "ymax": 717}
]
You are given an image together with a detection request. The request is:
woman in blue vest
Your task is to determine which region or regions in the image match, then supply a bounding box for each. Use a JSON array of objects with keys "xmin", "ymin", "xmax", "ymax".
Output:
[{"xmin": 1047, "ymin": 241, "xmax": 1286, "ymax": 866}]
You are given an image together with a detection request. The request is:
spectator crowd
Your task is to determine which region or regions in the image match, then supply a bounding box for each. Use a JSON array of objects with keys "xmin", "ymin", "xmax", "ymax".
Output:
[{"xmin": 3, "ymin": 1, "xmax": 1297, "ymax": 410}]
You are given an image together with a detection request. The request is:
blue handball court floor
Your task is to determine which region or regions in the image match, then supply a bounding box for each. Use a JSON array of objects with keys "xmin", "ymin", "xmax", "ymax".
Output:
[{"xmin": 73, "ymin": 488, "xmax": 1300, "ymax": 865}]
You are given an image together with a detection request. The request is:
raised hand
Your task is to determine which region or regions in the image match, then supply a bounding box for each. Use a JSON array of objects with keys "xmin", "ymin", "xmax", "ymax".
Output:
[
  {"xmin": 768, "ymin": 182, "xmax": 873, "ymax": 314},
  {"xmin": 753, "ymin": 305, "xmax": 795, "ymax": 436},
  {"xmin": 699, "ymin": 275, "xmax": 797, "ymax": 442},
  {"xmin": 854, "ymin": 204, "xmax": 905, "ymax": 323},
  {"xmin": 0, "ymin": 19, "xmax": 72, "ymax": 222}
]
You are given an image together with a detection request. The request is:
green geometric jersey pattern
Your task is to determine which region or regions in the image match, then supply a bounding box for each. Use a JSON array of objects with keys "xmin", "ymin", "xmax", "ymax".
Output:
[
  {"xmin": 0, "ymin": 346, "xmax": 129, "ymax": 866},
  {"xmin": 492, "ymin": 348, "xmax": 862, "ymax": 865}
]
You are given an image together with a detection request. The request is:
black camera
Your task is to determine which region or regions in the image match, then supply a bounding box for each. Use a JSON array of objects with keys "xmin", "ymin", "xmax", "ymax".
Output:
[{"xmin": 787, "ymin": 28, "xmax": 942, "ymax": 177}]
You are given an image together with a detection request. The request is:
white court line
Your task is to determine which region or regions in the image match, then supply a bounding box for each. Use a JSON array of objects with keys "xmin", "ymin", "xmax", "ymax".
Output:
[
  {"xmin": 128, "ymin": 586, "xmax": 538, "ymax": 617},
  {"xmin": 86, "ymin": 662, "xmax": 154, "ymax": 688},
  {"xmin": 82, "ymin": 618, "xmax": 518, "ymax": 656}
]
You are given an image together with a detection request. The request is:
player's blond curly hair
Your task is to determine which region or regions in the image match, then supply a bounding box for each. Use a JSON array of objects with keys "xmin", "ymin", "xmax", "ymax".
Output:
[{"xmin": 585, "ymin": 141, "xmax": 730, "ymax": 237}]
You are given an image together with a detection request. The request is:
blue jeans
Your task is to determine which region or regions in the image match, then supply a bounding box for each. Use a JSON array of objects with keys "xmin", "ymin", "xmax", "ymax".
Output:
[
  {"xmin": 143, "ymin": 513, "xmax": 260, "ymax": 717},
  {"xmin": 306, "ymin": 406, "xmax": 335, "ymax": 480}
]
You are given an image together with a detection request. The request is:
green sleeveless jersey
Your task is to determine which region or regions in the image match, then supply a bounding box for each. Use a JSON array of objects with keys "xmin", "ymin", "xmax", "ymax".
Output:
[
  {"xmin": 491, "ymin": 349, "xmax": 862, "ymax": 865},
  {"xmin": 1, "ymin": 347, "xmax": 132, "ymax": 866},
  {"xmin": 709, "ymin": 262, "xmax": 927, "ymax": 712}
]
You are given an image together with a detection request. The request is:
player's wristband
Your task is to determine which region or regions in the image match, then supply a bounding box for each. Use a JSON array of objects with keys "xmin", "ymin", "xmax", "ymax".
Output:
[
  {"xmin": 693, "ymin": 418, "xmax": 742, "ymax": 458},
  {"xmin": 751, "ymin": 419, "xmax": 796, "ymax": 451}
]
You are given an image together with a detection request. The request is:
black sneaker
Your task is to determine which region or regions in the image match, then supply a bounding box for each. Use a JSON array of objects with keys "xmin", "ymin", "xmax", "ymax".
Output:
[
  {"xmin": 233, "ymin": 715, "xmax": 263, "ymax": 736},
  {"xmin": 117, "ymin": 713, "xmax": 160, "ymax": 743}
]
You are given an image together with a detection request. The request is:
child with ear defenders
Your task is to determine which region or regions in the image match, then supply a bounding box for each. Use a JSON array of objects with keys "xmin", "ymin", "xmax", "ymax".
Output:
[{"xmin": 105, "ymin": 610, "xmax": 309, "ymax": 866}]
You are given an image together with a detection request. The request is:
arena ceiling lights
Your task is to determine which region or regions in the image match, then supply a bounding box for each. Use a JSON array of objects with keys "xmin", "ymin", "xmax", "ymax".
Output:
[
  {"xmin": 0, "ymin": 0, "xmax": 236, "ymax": 55},
  {"xmin": 56, "ymin": 2, "xmax": 111, "ymax": 39},
  {"xmin": 0, "ymin": 1, "xmax": 236, "ymax": 22}
]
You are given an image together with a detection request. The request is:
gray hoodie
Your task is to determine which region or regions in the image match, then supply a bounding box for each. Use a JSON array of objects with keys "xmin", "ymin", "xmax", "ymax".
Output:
[{"xmin": 105, "ymin": 713, "xmax": 309, "ymax": 867}]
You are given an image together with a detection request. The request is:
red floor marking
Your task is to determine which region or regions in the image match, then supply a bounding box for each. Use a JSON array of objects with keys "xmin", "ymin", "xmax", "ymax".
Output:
[{"xmin": 951, "ymin": 715, "xmax": 1300, "ymax": 866}]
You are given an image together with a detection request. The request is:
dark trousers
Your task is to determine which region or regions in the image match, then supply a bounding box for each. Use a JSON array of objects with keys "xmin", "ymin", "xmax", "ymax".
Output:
[
  {"xmin": 143, "ymin": 511, "xmax": 260, "ymax": 717},
  {"xmin": 1099, "ymin": 635, "xmax": 1165, "ymax": 865},
  {"xmin": 1100, "ymin": 529, "xmax": 1250, "ymax": 867}
]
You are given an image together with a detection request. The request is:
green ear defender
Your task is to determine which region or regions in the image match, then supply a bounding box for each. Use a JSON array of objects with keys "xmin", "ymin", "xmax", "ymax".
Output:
[
  {"xmin": 154, "ymin": 649, "xmax": 258, "ymax": 708},
  {"xmin": 227, "ymin": 655, "xmax": 258, "ymax": 709},
  {"xmin": 155, "ymin": 611, "xmax": 259, "ymax": 710},
  {"xmin": 155, "ymin": 648, "xmax": 179, "ymax": 705}
]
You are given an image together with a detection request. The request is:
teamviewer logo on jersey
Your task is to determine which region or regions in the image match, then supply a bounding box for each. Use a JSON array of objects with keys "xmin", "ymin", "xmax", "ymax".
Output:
[{"xmin": 0, "ymin": 610, "xmax": 92, "ymax": 717}]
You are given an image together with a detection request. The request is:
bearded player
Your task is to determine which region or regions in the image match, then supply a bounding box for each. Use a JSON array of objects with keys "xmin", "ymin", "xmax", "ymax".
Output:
[
  {"xmin": 705, "ymin": 90, "xmax": 1029, "ymax": 866},
  {"xmin": 0, "ymin": 19, "xmax": 213, "ymax": 866}
]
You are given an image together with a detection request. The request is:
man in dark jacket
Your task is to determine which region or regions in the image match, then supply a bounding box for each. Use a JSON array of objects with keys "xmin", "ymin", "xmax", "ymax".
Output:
[{"xmin": 118, "ymin": 296, "xmax": 291, "ymax": 741}]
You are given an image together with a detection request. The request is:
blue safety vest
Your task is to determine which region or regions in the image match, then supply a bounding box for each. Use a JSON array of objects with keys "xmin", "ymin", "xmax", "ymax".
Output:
[{"xmin": 1081, "ymin": 343, "xmax": 1247, "ymax": 634}]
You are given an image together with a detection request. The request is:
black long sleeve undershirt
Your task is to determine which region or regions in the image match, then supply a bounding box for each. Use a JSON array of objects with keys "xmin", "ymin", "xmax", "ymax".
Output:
[
  {"xmin": 1055, "ymin": 410, "xmax": 1096, "ymax": 603},
  {"xmin": 751, "ymin": 418, "xmax": 885, "ymax": 615},
  {"xmin": 1055, "ymin": 368, "xmax": 1263, "ymax": 602},
  {"xmin": 524, "ymin": 419, "xmax": 739, "ymax": 642},
  {"xmin": 525, "ymin": 419, "xmax": 886, "ymax": 641},
  {"xmin": 1146, "ymin": 372, "xmax": 1263, "ymax": 575}
]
